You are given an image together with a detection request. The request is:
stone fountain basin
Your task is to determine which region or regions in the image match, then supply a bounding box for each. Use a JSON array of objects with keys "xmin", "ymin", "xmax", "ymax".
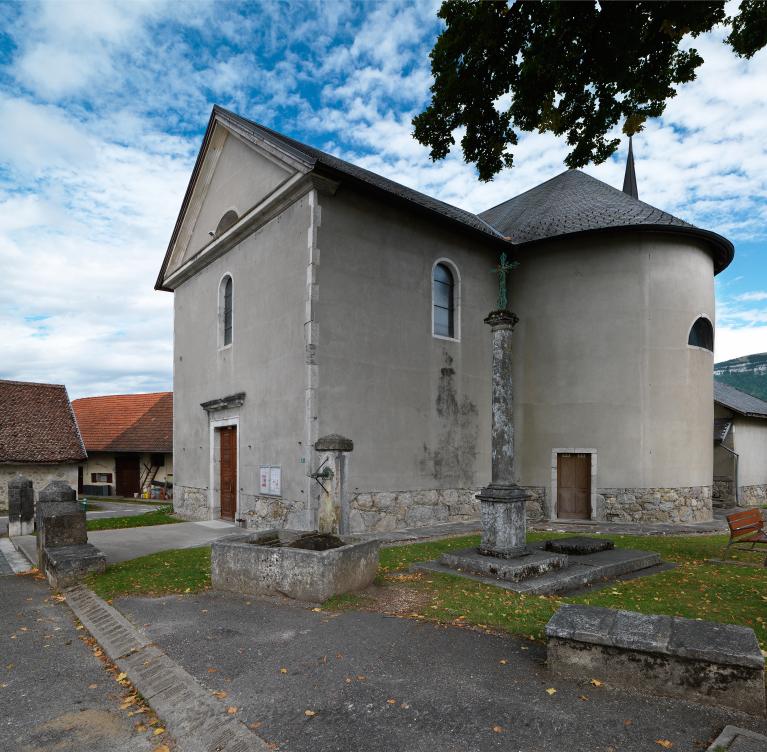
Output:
[{"xmin": 211, "ymin": 530, "xmax": 381, "ymax": 602}]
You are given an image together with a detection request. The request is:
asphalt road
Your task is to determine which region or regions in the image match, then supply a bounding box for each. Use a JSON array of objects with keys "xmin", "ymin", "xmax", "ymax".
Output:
[
  {"xmin": 0, "ymin": 575, "xmax": 160, "ymax": 752},
  {"xmin": 116, "ymin": 590, "xmax": 767, "ymax": 752}
]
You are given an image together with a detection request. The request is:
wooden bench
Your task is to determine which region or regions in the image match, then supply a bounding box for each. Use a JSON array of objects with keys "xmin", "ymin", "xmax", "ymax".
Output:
[{"xmin": 725, "ymin": 508, "xmax": 767, "ymax": 566}]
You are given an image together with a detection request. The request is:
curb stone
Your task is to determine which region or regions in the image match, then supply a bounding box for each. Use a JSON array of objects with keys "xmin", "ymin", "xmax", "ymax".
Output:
[
  {"xmin": 64, "ymin": 584, "xmax": 270, "ymax": 752},
  {"xmin": 707, "ymin": 724, "xmax": 767, "ymax": 751},
  {"xmin": 0, "ymin": 537, "xmax": 33, "ymax": 573}
]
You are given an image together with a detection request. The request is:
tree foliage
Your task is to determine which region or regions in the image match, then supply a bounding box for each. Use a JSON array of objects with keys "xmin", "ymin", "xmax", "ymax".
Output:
[{"xmin": 413, "ymin": 1, "xmax": 767, "ymax": 181}]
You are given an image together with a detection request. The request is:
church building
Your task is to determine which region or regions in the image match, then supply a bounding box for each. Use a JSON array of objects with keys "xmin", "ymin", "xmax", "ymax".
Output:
[{"xmin": 156, "ymin": 106, "xmax": 733, "ymax": 532}]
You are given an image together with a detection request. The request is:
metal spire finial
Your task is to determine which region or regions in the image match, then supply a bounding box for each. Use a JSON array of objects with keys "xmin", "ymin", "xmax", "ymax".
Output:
[{"xmin": 622, "ymin": 136, "xmax": 638, "ymax": 200}]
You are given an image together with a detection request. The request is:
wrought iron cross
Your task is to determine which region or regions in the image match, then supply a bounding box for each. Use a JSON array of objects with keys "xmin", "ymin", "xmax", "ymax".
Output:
[{"xmin": 493, "ymin": 252, "xmax": 518, "ymax": 310}]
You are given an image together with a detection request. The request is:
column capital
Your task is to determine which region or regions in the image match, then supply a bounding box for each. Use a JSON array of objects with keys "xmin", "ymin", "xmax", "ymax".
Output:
[{"xmin": 484, "ymin": 309, "xmax": 519, "ymax": 330}]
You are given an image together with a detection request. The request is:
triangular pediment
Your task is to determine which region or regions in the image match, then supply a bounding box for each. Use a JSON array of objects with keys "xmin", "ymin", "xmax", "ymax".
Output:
[{"xmin": 160, "ymin": 116, "xmax": 310, "ymax": 283}]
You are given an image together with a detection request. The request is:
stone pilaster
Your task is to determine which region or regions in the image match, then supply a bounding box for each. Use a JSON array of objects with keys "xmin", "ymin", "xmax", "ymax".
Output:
[{"xmin": 476, "ymin": 309, "xmax": 528, "ymax": 558}]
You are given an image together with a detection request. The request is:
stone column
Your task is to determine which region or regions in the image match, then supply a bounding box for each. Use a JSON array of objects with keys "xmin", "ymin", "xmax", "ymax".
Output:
[
  {"xmin": 313, "ymin": 434, "xmax": 353, "ymax": 535},
  {"xmin": 476, "ymin": 309, "xmax": 529, "ymax": 559},
  {"xmin": 8, "ymin": 476, "xmax": 35, "ymax": 537},
  {"xmin": 35, "ymin": 481, "xmax": 83, "ymax": 570}
]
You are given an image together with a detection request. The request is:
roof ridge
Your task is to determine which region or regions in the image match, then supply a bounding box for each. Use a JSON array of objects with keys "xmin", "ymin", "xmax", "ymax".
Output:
[
  {"xmin": 0, "ymin": 378, "xmax": 66, "ymax": 389},
  {"xmin": 72, "ymin": 391, "xmax": 172, "ymax": 402}
]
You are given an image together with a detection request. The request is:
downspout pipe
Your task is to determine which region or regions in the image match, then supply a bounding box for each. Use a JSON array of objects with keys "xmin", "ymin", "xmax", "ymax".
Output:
[{"xmin": 719, "ymin": 444, "xmax": 740, "ymax": 506}]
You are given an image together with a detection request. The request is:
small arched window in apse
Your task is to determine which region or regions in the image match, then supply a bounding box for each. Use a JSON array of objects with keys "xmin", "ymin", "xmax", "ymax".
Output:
[{"xmin": 688, "ymin": 317, "xmax": 713, "ymax": 351}]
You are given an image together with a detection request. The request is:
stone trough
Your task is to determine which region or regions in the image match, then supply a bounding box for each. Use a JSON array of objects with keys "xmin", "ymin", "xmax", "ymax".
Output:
[
  {"xmin": 211, "ymin": 530, "xmax": 381, "ymax": 602},
  {"xmin": 547, "ymin": 604, "xmax": 766, "ymax": 717}
]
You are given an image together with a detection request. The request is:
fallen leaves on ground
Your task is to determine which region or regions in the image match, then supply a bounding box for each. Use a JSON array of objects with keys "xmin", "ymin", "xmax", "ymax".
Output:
[
  {"xmin": 153, "ymin": 727, "xmax": 165, "ymax": 735},
  {"xmin": 386, "ymin": 699, "xmax": 397, "ymax": 705},
  {"xmin": 590, "ymin": 678, "xmax": 604, "ymax": 687},
  {"xmin": 492, "ymin": 725, "xmax": 504, "ymax": 733},
  {"xmin": 212, "ymin": 690, "xmax": 228, "ymax": 700},
  {"xmin": 279, "ymin": 668, "xmax": 288, "ymax": 674},
  {"xmin": 153, "ymin": 746, "xmax": 170, "ymax": 752},
  {"xmin": 545, "ymin": 688, "xmax": 557, "ymax": 695},
  {"xmin": 227, "ymin": 707, "xmax": 238, "ymax": 715},
  {"xmin": 655, "ymin": 741, "xmax": 673, "ymax": 749},
  {"xmin": 304, "ymin": 710, "xmax": 317, "ymax": 717}
]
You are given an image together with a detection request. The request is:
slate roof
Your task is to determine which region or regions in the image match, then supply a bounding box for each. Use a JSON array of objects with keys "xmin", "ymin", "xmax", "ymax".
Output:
[
  {"xmin": 72, "ymin": 392, "xmax": 173, "ymax": 453},
  {"xmin": 0, "ymin": 380, "xmax": 87, "ymax": 464},
  {"xmin": 478, "ymin": 169, "xmax": 734, "ymax": 273},
  {"xmin": 714, "ymin": 381, "xmax": 767, "ymax": 419},
  {"xmin": 713, "ymin": 417, "xmax": 732, "ymax": 444},
  {"xmin": 214, "ymin": 107, "xmax": 504, "ymax": 239}
]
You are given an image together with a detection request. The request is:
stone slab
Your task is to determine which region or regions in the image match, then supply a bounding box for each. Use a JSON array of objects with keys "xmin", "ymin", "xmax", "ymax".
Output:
[
  {"xmin": 709, "ymin": 726, "xmax": 767, "ymax": 752},
  {"xmin": 545, "ymin": 536, "xmax": 614, "ymax": 555},
  {"xmin": 439, "ymin": 547, "xmax": 567, "ymax": 582},
  {"xmin": 429, "ymin": 546, "xmax": 661, "ymax": 595},
  {"xmin": 547, "ymin": 605, "xmax": 766, "ymax": 717},
  {"xmin": 44, "ymin": 543, "xmax": 106, "ymax": 588}
]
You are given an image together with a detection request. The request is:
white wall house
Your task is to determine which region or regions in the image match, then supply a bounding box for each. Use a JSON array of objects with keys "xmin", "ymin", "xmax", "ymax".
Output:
[
  {"xmin": 72, "ymin": 392, "xmax": 173, "ymax": 499},
  {"xmin": 0, "ymin": 379, "xmax": 86, "ymax": 512},
  {"xmin": 713, "ymin": 381, "xmax": 767, "ymax": 507},
  {"xmin": 156, "ymin": 106, "xmax": 734, "ymax": 532}
]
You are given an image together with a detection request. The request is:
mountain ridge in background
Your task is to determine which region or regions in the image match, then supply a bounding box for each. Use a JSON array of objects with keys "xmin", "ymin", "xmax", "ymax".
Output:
[{"xmin": 714, "ymin": 352, "xmax": 767, "ymax": 402}]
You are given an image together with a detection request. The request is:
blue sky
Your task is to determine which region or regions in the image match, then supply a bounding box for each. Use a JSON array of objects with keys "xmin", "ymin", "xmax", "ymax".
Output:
[{"xmin": 0, "ymin": 0, "xmax": 765, "ymax": 397}]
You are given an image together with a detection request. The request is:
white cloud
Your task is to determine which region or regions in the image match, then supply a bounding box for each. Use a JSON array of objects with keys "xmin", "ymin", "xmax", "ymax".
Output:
[{"xmin": 1, "ymin": 0, "xmax": 765, "ymax": 395}]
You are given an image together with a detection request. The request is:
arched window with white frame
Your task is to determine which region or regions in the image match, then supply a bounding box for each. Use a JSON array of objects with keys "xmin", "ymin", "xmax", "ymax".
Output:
[
  {"xmin": 432, "ymin": 260, "xmax": 459, "ymax": 340},
  {"xmin": 219, "ymin": 274, "xmax": 233, "ymax": 348}
]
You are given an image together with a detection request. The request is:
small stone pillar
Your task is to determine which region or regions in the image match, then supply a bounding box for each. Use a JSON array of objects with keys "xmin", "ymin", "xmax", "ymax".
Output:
[
  {"xmin": 35, "ymin": 481, "xmax": 84, "ymax": 570},
  {"xmin": 8, "ymin": 476, "xmax": 35, "ymax": 537},
  {"xmin": 313, "ymin": 434, "xmax": 353, "ymax": 535},
  {"xmin": 476, "ymin": 309, "xmax": 529, "ymax": 558}
]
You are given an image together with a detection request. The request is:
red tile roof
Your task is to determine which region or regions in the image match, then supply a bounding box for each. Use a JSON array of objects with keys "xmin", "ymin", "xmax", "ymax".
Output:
[
  {"xmin": 72, "ymin": 392, "xmax": 172, "ymax": 453},
  {"xmin": 0, "ymin": 380, "xmax": 87, "ymax": 464}
]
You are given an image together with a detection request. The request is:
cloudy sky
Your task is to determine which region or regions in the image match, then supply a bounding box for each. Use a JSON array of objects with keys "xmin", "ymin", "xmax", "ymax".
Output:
[{"xmin": 0, "ymin": 0, "xmax": 765, "ymax": 398}]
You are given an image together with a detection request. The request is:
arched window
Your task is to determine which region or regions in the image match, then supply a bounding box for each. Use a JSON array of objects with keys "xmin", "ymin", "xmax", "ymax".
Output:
[
  {"xmin": 688, "ymin": 316, "xmax": 713, "ymax": 351},
  {"xmin": 215, "ymin": 210, "xmax": 238, "ymax": 238},
  {"xmin": 220, "ymin": 276, "xmax": 233, "ymax": 347},
  {"xmin": 433, "ymin": 262, "xmax": 455, "ymax": 338}
]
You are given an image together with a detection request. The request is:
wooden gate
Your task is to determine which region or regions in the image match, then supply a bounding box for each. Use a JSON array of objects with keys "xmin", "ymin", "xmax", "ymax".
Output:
[
  {"xmin": 557, "ymin": 453, "xmax": 591, "ymax": 519},
  {"xmin": 219, "ymin": 426, "xmax": 237, "ymax": 521},
  {"xmin": 115, "ymin": 454, "xmax": 141, "ymax": 497}
]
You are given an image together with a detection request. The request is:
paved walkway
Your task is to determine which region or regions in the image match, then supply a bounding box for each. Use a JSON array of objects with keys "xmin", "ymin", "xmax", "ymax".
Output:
[
  {"xmin": 114, "ymin": 589, "xmax": 767, "ymax": 752},
  {"xmin": 13, "ymin": 519, "xmax": 245, "ymax": 565},
  {"xmin": 0, "ymin": 575, "xmax": 160, "ymax": 751}
]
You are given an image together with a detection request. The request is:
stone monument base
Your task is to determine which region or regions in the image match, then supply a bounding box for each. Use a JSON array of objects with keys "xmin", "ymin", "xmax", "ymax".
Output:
[
  {"xmin": 440, "ymin": 547, "xmax": 567, "ymax": 583},
  {"xmin": 43, "ymin": 544, "xmax": 106, "ymax": 589},
  {"xmin": 417, "ymin": 539, "xmax": 663, "ymax": 596}
]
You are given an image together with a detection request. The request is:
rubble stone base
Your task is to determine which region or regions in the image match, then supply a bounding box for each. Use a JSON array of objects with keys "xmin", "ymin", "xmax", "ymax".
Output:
[
  {"xmin": 739, "ymin": 484, "xmax": 767, "ymax": 508},
  {"xmin": 173, "ymin": 486, "xmax": 210, "ymax": 520},
  {"xmin": 598, "ymin": 486, "xmax": 712, "ymax": 523}
]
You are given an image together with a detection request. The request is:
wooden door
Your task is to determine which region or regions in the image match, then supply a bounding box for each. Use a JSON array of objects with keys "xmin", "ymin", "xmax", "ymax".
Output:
[
  {"xmin": 219, "ymin": 426, "xmax": 237, "ymax": 521},
  {"xmin": 115, "ymin": 454, "xmax": 141, "ymax": 497},
  {"xmin": 557, "ymin": 453, "xmax": 591, "ymax": 519}
]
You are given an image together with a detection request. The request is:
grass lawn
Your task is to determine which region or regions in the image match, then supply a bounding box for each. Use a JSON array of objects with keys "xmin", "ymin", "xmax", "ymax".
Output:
[
  {"xmin": 84, "ymin": 531, "xmax": 767, "ymax": 647},
  {"xmin": 83, "ymin": 495, "xmax": 170, "ymax": 506},
  {"xmin": 86, "ymin": 546, "xmax": 211, "ymax": 600},
  {"xmin": 86, "ymin": 505, "xmax": 181, "ymax": 531}
]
